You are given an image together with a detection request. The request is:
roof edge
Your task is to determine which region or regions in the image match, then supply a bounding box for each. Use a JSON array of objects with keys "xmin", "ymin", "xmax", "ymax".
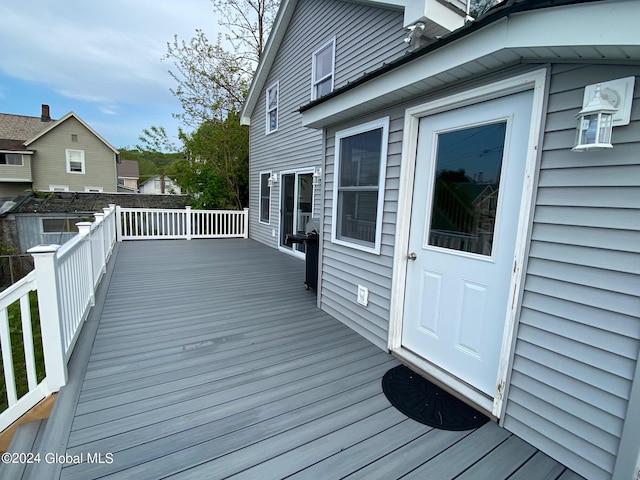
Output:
[
  {"xmin": 241, "ymin": 0, "xmax": 297, "ymax": 125},
  {"xmin": 24, "ymin": 112, "xmax": 120, "ymax": 155},
  {"xmin": 299, "ymin": 0, "xmax": 607, "ymax": 113}
]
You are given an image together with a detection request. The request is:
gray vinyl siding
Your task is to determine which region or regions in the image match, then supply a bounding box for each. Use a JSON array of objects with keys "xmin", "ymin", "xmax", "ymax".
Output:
[
  {"xmin": 248, "ymin": 0, "xmax": 406, "ymax": 248},
  {"xmin": 30, "ymin": 117, "xmax": 117, "ymax": 193},
  {"xmin": 503, "ymin": 65, "xmax": 640, "ymax": 480},
  {"xmin": 317, "ymin": 62, "xmax": 639, "ymax": 479},
  {"xmin": 321, "ymin": 112, "xmax": 404, "ymax": 350}
]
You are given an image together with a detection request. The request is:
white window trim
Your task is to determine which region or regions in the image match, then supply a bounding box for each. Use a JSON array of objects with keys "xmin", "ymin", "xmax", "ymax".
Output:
[
  {"xmin": 84, "ymin": 186, "xmax": 104, "ymax": 193},
  {"xmin": 311, "ymin": 38, "xmax": 336, "ymax": 101},
  {"xmin": 331, "ymin": 117, "xmax": 389, "ymax": 255},
  {"xmin": 265, "ymin": 82, "xmax": 279, "ymax": 134},
  {"xmin": 66, "ymin": 148, "xmax": 85, "ymax": 174},
  {"xmin": 259, "ymin": 171, "xmax": 271, "ymax": 225},
  {"xmin": 49, "ymin": 185, "xmax": 69, "ymax": 192}
]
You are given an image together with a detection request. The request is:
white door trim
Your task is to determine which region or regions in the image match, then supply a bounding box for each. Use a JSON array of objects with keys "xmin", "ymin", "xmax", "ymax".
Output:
[{"xmin": 388, "ymin": 68, "xmax": 548, "ymax": 418}]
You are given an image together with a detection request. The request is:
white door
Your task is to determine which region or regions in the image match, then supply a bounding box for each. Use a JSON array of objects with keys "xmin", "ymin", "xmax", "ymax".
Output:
[{"xmin": 402, "ymin": 91, "xmax": 533, "ymax": 397}]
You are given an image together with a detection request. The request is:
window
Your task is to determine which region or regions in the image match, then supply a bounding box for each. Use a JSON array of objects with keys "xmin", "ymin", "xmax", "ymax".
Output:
[
  {"xmin": 259, "ymin": 172, "xmax": 271, "ymax": 223},
  {"xmin": 84, "ymin": 186, "xmax": 103, "ymax": 193},
  {"xmin": 0, "ymin": 153, "xmax": 24, "ymax": 166},
  {"xmin": 42, "ymin": 218, "xmax": 79, "ymax": 233},
  {"xmin": 312, "ymin": 39, "xmax": 335, "ymax": 100},
  {"xmin": 66, "ymin": 149, "xmax": 85, "ymax": 173},
  {"xmin": 332, "ymin": 118, "xmax": 389, "ymax": 254},
  {"xmin": 49, "ymin": 185, "xmax": 69, "ymax": 192},
  {"xmin": 71, "ymin": 134, "xmax": 78, "ymax": 142},
  {"xmin": 266, "ymin": 82, "xmax": 279, "ymax": 134}
]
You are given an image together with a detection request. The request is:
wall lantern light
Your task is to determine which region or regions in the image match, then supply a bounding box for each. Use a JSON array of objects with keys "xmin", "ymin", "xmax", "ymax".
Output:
[
  {"xmin": 267, "ymin": 172, "xmax": 278, "ymax": 188},
  {"xmin": 573, "ymin": 85, "xmax": 616, "ymax": 151},
  {"xmin": 573, "ymin": 77, "xmax": 635, "ymax": 152},
  {"xmin": 312, "ymin": 167, "xmax": 323, "ymax": 186}
]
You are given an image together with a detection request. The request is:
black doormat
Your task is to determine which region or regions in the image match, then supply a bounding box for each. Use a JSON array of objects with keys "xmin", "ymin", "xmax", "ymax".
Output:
[{"xmin": 382, "ymin": 365, "xmax": 489, "ymax": 431}]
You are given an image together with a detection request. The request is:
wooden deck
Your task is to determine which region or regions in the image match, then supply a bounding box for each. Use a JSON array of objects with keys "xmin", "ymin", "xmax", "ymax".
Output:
[{"xmin": 24, "ymin": 239, "xmax": 581, "ymax": 479}]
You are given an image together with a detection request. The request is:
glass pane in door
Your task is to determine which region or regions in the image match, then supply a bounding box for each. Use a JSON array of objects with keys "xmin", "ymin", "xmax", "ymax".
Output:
[
  {"xmin": 294, "ymin": 173, "xmax": 313, "ymax": 253},
  {"xmin": 428, "ymin": 121, "xmax": 507, "ymax": 256},
  {"xmin": 280, "ymin": 173, "xmax": 295, "ymax": 248}
]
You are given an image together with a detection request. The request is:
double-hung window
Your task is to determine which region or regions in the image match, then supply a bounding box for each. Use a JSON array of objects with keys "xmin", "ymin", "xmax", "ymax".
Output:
[
  {"xmin": 259, "ymin": 172, "xmax": 271, "ymax": 223},
  {"xmin": 332, "ymin": 118, "xmax": 389, "ymax": 254},
  {"xmin": 66, "ymin": 149, "xmax": 85, "ymax": 174},
  {"xmin": 266, "ymin": 82, "xmax": 279, "ymax": 134},
  {"xmin": 312, "ymin": 39, "xmax": 335, "ymax": 100}
]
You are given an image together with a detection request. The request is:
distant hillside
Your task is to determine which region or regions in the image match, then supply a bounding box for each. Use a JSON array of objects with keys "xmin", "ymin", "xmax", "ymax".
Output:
[{"xmin": 118, "ymin": 148, "xmax": 184, "ymax": 183}]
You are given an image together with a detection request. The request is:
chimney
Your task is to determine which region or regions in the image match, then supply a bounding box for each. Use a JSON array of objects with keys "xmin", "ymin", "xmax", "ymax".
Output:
[{"xmin": 41, "ymin": 104, "xmax": 51, "ymax": 122}]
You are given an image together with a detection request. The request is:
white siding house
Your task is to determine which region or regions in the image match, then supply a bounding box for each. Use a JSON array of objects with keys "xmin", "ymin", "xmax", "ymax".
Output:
[{"xmin": 138, "ymin": 175, "xmax": 182, "ymax": 195}]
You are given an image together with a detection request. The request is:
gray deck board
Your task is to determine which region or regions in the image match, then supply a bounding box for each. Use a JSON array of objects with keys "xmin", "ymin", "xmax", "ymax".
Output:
[{"xmin": 25, "ymin": 238, "xmax": 580, "ymax": 480}]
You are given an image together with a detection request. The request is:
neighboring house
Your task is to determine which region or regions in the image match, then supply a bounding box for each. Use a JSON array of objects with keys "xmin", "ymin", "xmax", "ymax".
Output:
[
  {"xmin": 139, "ymin": 174, "xmax": 182, "ymax": 195},
  {"xmin": 117, "ymin": 159, "xmax": 140, "ymax": 192},
  {"xmin": 242, "ymin": 1, "xmax": 640, "ymax": 479},
  {"xmin": 0, "ymin": 105, "xmax": 119, "ymax": 196}
]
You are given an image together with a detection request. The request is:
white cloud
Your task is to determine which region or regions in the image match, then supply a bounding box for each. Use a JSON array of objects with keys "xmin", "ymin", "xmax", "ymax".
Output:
[{"xmin": 0, "ymin": 0, "xmax": 221, "ymax": 108}]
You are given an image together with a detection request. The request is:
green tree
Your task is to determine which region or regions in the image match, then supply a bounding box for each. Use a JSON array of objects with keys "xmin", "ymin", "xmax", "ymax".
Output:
[
  {"xmin": 164, "ymin": 0, "xmax": 279, "ymax": 208},
  {"xmin": 178, "ymin": 110, "xmax": 249, "ymax": 209},
  {"xmin": 470, "ymin": 0, "xmax": 501, "ymax": 18}
]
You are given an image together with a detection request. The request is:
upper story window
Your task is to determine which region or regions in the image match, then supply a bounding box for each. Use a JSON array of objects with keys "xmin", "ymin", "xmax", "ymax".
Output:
[
  {"xmin": 259, "ymin": 172, "xmax": 271, "ymax": 224},
  {"xmin": 266, "ymin": 82, "xmax": 279, "ymax": 134},
  {"xmin": 66, "ymin": 149, "xmax": 85, "ymax": 174},
  {"xmin": 0, "ymin": 153, "xmax": 24, "ymax": 166},
  {"xmin": 312, "ymin": 38, "xmax": 335, "ymax": 100},
  {"xmin": 332, "ymin": 118, "xmax": 389, "ymax": 254}
]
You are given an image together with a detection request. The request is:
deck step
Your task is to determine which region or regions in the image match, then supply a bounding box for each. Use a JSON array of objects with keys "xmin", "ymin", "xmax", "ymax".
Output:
[{"xmin": 0, "ymin": 419, "xmax": 48, "ymax": 479}]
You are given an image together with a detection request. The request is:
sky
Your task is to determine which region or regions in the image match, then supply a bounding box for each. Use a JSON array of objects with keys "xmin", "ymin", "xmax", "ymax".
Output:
[{"xmin": 0, "ymin": 0, "xmax": 222, "ymax": 150}]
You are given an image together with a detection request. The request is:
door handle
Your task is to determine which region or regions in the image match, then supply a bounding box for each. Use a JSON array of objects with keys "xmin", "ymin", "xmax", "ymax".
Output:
[{"xmin": 407, "ymin": 252, "xmax": 417, "ymax": 261}]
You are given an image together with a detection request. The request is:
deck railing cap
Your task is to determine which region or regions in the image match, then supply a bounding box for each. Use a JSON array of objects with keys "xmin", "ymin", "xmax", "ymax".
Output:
[{"xmin": 27, "ymin": 244, "xmax": 61, "ymax": 255}]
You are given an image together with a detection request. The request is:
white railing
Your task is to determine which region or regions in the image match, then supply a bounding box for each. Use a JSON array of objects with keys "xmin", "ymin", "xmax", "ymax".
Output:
[
  {"xmin": 0, "ymin": 205, "xmax": 117, "ymax": 432},
  {"xmin": 0, "ymin": 271, "xmax": 48, "ymax": 432},
  {"xmin": 116, "ymin": 206, "xmax": 249, "ymax": 241}
]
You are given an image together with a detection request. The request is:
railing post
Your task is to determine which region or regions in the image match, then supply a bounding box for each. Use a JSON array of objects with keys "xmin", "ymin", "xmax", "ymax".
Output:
[
  {"xmin": 28, "ymin": 245, "xmax": 67, "ymax": 391},
  {"xmin": 243, "ymin": 208, "xmax": 249, "ymax": 239},
  {"xmin": 186, "ymin": 206, "xmax": 192, "ymax": 240},
  {"xmin": 94, "ymin": 213, "xmax": 107, "ymax": 279},
  {"xmin": 115, "ymin": 205, "xmax": 123, "ymax": 242},
  {"xmin": 76, "ymin": 222, "xmax": 95, "ymax": 307},
  {"xmin": 102, "ymin": 207, "xmax": 112, "ymax": 257}
]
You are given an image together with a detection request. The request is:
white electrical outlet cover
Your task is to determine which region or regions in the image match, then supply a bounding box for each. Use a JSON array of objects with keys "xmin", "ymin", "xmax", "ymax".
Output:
[{"xmin": 357, "ymin": 285, "xmax": 369, "ymax": 306}]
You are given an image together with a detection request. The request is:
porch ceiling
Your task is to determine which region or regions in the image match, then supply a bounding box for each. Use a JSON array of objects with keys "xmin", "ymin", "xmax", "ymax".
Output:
[{"xmin": 25, "ymin": 239, "xmax": 581, "ymax": 479}]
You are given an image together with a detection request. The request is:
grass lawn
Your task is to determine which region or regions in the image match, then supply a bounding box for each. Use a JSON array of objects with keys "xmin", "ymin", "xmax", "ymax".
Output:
[{"xmin": 0, "ymin": 292, "xmax": 45, "ymax": 413}]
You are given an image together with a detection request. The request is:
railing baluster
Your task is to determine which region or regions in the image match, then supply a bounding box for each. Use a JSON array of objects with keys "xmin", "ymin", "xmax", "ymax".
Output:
[
  {"xmin": 20, "ymin": 294, "xmax": 37, "ymax": 391},
  {"xmin": 0, "ymin": 308, "xmax": 17, "ymax": 406}
]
